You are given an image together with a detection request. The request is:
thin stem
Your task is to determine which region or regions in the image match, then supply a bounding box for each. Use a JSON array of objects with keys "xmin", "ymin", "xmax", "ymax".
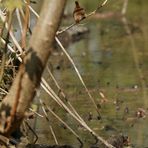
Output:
[
  {"xmin": 55, "ymin": 37, "xmax": 101, "ymax": 116},
  {"xmin": 0, "ymin": 9, "xmax": 23, "ymax": 54},
  {"xmin": 0, "ymin": 38, "xmax": 22, "ymax": 62},
  {"xmin": 0, "ymin": 11, "xmax": 13, "ymax": 83},
  {"xmin": 21, "ymin": 0, "xmax": 30, "ymax": 49},
  {"xmin": 41, "ymin": 80, "xmax": 114, "ymax": 148},
  {"xmin": 121, "ymin": 0, "xmax": 129, "ymax": 15},
  {"xmin": 47, "ymin": 67, "xmax": 85, "ymax": 122},
  {"xmin": 39, "ymin": 99, "xmax": 59, "ymax": 145},
  {"xmin": 16, "ymin": 9, "xmax": 23, "ymax": 34},
  {"xmin": 39, "ymin": 98, "xmax": 83, "ymax": 146},
  {"xmin": 29, "ymin": 108, "xmax": 44, "ymax": 118},
  {"xmin": 0, "ymin": 88, "xmax": 8, "ymax": 95}
]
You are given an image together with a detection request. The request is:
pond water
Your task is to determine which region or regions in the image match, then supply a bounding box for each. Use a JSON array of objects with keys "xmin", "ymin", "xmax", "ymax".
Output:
[{"xmin": 27, "ymin": 1, "xmax": 148, "ymax": 147}]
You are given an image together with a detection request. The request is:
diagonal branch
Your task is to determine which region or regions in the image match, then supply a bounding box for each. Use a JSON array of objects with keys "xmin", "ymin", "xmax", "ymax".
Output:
[{"xmin": 55, "ymin": 37, "xmax": 101, "ymax": 116}]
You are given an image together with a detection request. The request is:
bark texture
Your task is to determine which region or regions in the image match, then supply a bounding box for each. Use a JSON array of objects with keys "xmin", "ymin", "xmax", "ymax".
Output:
[{"xmin": 0, "ymin": 0, "xmax": 67, "ymax": 136}]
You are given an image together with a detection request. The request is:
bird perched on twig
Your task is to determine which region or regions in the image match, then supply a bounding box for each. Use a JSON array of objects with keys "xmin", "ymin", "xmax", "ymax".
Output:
[{"xmin": 73, "ymin": 1, "xmax": 86, "ymax": 23}]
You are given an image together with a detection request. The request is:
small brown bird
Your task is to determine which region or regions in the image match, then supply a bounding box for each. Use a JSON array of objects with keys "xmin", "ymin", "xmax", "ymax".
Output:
[{"xmin": 73, "ymin": 1, "xmax": 86, "ymax": 23}]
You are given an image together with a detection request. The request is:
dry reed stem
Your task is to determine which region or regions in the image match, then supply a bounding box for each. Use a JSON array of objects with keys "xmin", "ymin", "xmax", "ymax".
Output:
[
  {"xmin": 29, "ymin": 108, "xmax": 44, "ymax": 118},
  {"xmin": 0, "ymin": 38, "xmax": 22, "ymax": 62},
  {"xmin": 55, "ymin": 37, "xmax": 101, "ymax": 116},
  {"xmin": 47, "ymin": 67, "xmax": 86, "ymax": 123},
  {"xmin": 21, "ymin": 0, "xmax": 30, "ymax": 49},
  {"xmin": 41, "ymin": 79, "xmax": 114, "ymax": 148},
  {"xmin": 16, "ymin": 9, "xmax": 23, "ymax": 34},
  {"xmin": 0, "ymin": 11, "xmax": 12, "ymax": 84},
  {"xmin": 121, "ymin": 0, "xmax": 128, "ymax": 15},
  {"xmin": 0, "ymin": 88, "xmax": 8, "ymax": 95},
  {"xmin": 0, "ymin": 10, "xmax": 23, "ymax": 54},
  {"xmin": 39, "ymin": 99, "xmax": 58, "ymax": 145},
  {"xmin": 39, "ymin": 98, "xmax": 83, "ymax": 146}
]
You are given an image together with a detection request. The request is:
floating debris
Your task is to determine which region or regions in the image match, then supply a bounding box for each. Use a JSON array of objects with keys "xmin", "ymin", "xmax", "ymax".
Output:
[{"xmin": 136, "ymin": 108, "xmax": 146, "ymax": 118}]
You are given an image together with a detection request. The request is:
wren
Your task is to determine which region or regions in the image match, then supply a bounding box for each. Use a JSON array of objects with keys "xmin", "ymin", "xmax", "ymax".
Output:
[{"xmin": 73, "ymin": 1, "xmax": 86, "ymax": 23}]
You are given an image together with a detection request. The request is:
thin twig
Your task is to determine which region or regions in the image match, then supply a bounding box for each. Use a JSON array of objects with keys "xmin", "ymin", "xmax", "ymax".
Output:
[
  {"xmin": 24, "ymin": 0, "xmax": 39, "ymax": 18},
  {"xmin": 0, "ymin": 9, "xmax": 23, "ymax": 63},
  {"xmin": 56, "ymin": 23, "xmax": 76, "ymax": 35},
  {"xmin": 0, "ymin": 38, "xmax": 22, "ymax": 62},
  {"xmin": 16, "ymin": 9, "xmax": 23, "ymax": 34},
  {"xmin": 0, "ymin": 88, "xmax": 8, "ymax": 95},
  {"xmin": 24, "ymin": 120, "xmax": 38, "ymax": 144},
  {"xmin": 29, "ymin": 108, "xmax": 44, "ymax": 118},
  {"xmin": 41, "ymin": 80, "xmax": 114, "ymax": 148},
  {"xmin": 39, "ymin": 98, "xmax": 83, "ymax": 147},
  {"xmin": 121, "ymin": 0, "xmax": 128, "ymax": 15},
  {"xmin": 0, "ymin": 11, "xmax": 13, "ymax": 84},
  {"xmin": 47, "ymin": 67, "xmax": 86, "ymax": 123},
  {"xmin": 21, "ymin": 0, "xmax": 30, "ymax": 49},
  {"xmin": 19, "ymin": 7, "xmax": 32, "ymax": 35},
  {"xmin": 0, "ymin": 9, "xmax": 24, "ymax": 54},
  {"xmin": 55, "ymin": 37, "xmax": 101, "ymax": 116},
  {"xmin": 39, "ymin": 99, "xmax": 58, "ymax": 145},
  {"xmin": 41, "ymin": 79, "xmax": 86, "ymax": 125}
]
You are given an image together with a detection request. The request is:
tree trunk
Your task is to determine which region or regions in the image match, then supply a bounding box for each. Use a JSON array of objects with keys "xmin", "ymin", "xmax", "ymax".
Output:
[{"xmin": 0, "ymin": 0, "xmax": 67, "ymax": 136}]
